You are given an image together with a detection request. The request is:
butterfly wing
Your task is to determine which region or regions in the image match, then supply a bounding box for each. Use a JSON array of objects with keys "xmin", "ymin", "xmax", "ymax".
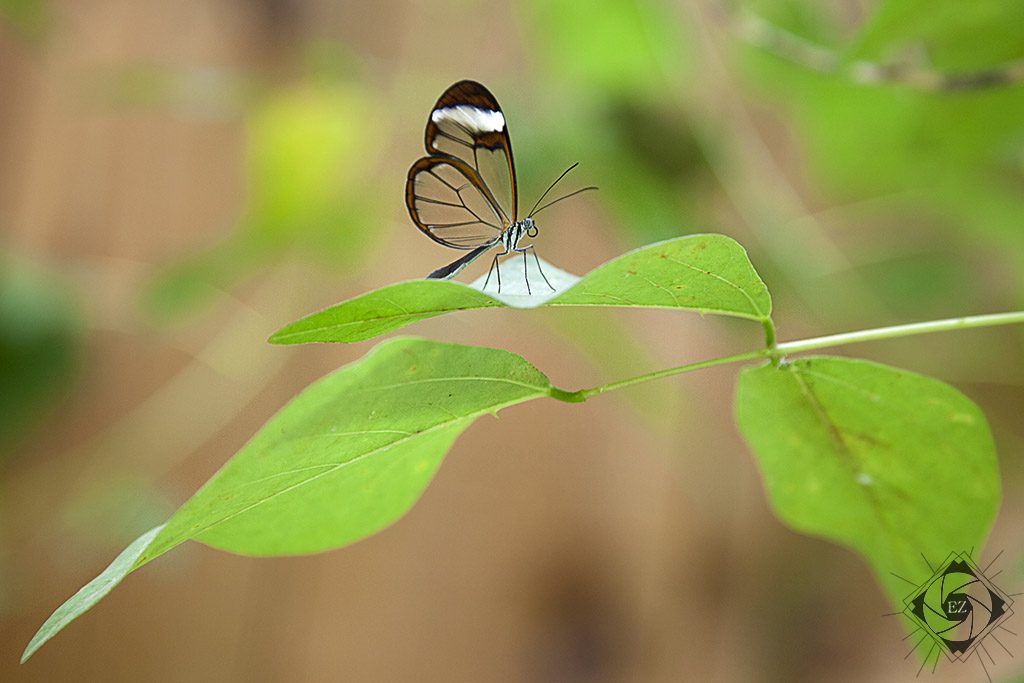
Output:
[
  {"xmin": 424, "ymin": 80, "xmax": 517, "ymax": 224},
  {"xmin": 405, "ymin": 156, "xmax": 504, "ymax": 250}
]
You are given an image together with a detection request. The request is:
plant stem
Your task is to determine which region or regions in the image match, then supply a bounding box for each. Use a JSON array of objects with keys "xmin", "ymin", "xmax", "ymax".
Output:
[
  {"xmin": 548, "ymin": 311, "xmax": 1024, "ymax": 402},
  {"xmin": 560, "ymin": 349, "xmax": 771, "ymax": 401},
  {"xmin": 774, "ymin": 312, "xmax": 1024, "ymax": 354},
  {"xmin": 761, "ymin": 317, "xmax": 778, "ymax": 365}
]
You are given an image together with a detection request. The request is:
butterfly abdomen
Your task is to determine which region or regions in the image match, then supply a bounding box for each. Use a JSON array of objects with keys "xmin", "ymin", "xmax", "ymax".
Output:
[{"xmin": 426, "ymin": 243, "xmax": 493, "ymax": 280}]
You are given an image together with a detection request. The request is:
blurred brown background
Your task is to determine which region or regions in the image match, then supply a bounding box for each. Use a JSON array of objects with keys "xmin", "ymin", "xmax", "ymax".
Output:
[{"xmin": 2, "ymin": 1, "xmax": 1023, "ymax": 681}]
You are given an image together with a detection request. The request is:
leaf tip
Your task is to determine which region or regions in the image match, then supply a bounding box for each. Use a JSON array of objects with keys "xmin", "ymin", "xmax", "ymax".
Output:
[
  {"xmin": 21, "ymin": 636, "xmax": 44, "ymax": 664},
  {"xmin": 20, "ymin": 524, "xmax": 165, "ymax": 662},
  {"xmin": 267, "ymin": 326, "xmax": 301, "ymax": 345}
]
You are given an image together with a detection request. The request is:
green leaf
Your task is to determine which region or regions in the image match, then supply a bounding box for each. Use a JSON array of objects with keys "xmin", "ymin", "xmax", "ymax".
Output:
[
  {"xmin": 21, "ymin": 525, "xmax": 164, "ymax": 663},
  {"xmin": 552, "ymin": 235, "xmax": 768, "ymax": 315},
  {"xmin": 270, "ymin": 233, "xmax": 772, "ymax": 344},
  {"xmin": 24, "ymin": 338, "xmax": 550, "ymax": 659},
  {"xmin": 735, "ymin": 356, "xmax": 1000, "ymax": 608}
]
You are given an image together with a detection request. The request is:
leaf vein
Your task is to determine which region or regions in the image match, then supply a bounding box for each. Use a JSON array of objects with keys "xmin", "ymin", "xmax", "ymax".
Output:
[
  {"xmin": 350, "ymin": 376, "xmax": 545, "ymax": 394},
  {"xmin": 153, "ymin": 391, "xmax": 545, "ymax": 553},
  {"xmin": 663, "ymin": 255, "xmax": 767, "ymax": 318}
]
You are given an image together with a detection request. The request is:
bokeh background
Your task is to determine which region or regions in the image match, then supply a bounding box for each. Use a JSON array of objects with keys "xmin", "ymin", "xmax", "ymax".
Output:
[{"xmin": 2, "ymin": 1, "xmax": 1023, "ymax": 680}]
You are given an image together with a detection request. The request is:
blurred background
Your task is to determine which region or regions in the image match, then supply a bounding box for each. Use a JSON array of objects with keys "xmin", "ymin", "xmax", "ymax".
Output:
[{"xmin": 2, "ymin": 0, "xmax": 1023, "ymax": 680}]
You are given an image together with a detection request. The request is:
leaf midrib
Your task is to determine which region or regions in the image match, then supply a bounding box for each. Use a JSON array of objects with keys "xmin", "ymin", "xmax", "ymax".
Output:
[
  {"xmin": 789, "ymin": 363, "xmax": 912, "ymax": 571},
  {"xmin": 272, "ymin": 303, "xmax": 499, "ymax": 341},
  {"xmin": 136, "ymin": 380, "xmax": 548, "ymax": 564},
  {"xmin": 276, "ymin": 298, "xmax": 769, "ymax": 343},
  {"xmin": 664, "ymin": 254, "xmax": 768, "ymax": 318}
]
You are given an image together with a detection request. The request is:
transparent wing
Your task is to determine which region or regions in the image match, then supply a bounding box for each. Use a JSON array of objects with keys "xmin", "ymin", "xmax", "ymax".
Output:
[
  {"xmin": 424, "ymin": 80, "xmax": 517, "ymax": 223},
  {"xmin": 405, "ymin": 156, "xmax": 504, "ymax": 250}
]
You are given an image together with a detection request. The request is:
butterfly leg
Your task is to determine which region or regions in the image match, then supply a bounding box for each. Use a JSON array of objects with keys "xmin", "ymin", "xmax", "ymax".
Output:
[
  {"xmin": 521, "ymin": 249, "xmax": 531, "ymax": 295},
  {"xmin": 514, "ymin": 244, "xmax": 555, "ymax": 293},
  {"xmin": 482, "ymin": 255, "xmax": 497, "ymax": 291},
  {"xmin": 482, "ymin": 246, "xmax": 510, "ymax": 293}
]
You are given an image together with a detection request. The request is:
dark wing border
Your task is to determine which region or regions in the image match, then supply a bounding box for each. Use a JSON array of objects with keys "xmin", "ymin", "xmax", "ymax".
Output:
[{"xmin": 423, "ymin": 80, "xmax": 518, "ymax": 222}]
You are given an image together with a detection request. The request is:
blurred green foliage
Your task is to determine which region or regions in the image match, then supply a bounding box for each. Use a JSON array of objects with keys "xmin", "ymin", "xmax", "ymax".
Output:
[
  {"xmin": 852, "ymin": 0, "xmax": 1024, "ymax": 67},
  {"xmin": 738, "ymin": 0, "xmax": 1024, "ymax": 302},
  {"xmin": 522, "ymin": 0, "xmax": 691, "ymax": 95},
  {"xmin": 143, "ymin": 78, "xmax": 383, "ymax": 322},
  {"xmin": 0, "ymin": 258, "xmax": 80, "ymax": 460},
  {"xmin": 246, "ymin": 83, "xmax": 372, "ymax": 247},
  {"xmin": 517, "ymin": 0, "xmax": 713, "ymax": 245},
  {"xmin": 0, "ymin": 0, "xmax": 46, "ymax": 39}
]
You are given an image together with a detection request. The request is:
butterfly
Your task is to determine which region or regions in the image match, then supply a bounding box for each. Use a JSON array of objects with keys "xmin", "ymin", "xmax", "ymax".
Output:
[{"xmin": 405, "ymin": 80, "xmax": 595, "ymax": 294}]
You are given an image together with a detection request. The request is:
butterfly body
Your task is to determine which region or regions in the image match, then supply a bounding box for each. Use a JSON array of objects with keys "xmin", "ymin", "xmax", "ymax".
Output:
[
  {"xmin": 424, "ymin": 217, "xmax": 536, "ymax": 282},
  {"xmin": 407, "ymin": 80, "xmax": 592, "ymax": 294},
  {"xmin": 500, "ymin": 217, "xmax": 534, "ymax": 252}
]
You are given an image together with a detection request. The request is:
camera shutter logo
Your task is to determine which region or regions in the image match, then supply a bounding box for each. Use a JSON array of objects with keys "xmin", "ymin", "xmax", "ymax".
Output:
[{"xmin": 898, "ymin": 551, "xmax": 1015, "ymax": 676}]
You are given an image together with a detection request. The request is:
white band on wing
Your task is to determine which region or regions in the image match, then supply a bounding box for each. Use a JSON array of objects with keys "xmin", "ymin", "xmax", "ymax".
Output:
[{"xmin": 431, "ymin": 105, "xmax": 506, "ymax": 133}]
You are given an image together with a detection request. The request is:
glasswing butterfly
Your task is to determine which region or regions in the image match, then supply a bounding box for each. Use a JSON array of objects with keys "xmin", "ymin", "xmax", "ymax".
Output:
[{"xmin": 405, "ymin": 80, "xmax": 595, "ymax": 294}]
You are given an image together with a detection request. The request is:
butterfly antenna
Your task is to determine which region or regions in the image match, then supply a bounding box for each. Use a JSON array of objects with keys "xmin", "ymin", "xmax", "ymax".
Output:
[
  {"xmin": 531, "ymin": 185, "xmax": 599, "ymax": 216},
  {"xmin": 527, "ymin": 162, "xmax": 580, "ymax": 217}
]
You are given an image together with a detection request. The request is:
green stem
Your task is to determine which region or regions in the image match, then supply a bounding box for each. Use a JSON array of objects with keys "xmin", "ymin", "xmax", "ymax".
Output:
[
  {"xmin": 548, "ymin": 311, "xmax": 1024, "ymax": 402},
  {"xmin": 762, "ymin": 316, "xmax": 778, "ymax": 365},
  {"xmin": 555, "ymin": 349, "xmax": 771, "ymax": 402},
  {"xmin": 774, "ymin": 312, "xmax": 1024, "ymax": 354}
]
